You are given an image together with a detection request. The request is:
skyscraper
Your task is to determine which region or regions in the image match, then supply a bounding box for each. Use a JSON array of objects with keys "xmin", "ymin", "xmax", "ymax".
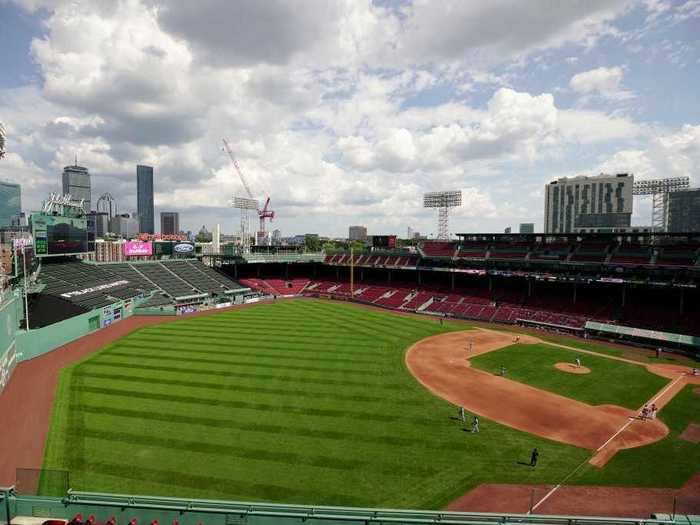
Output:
[
  {"xmin": 544, "ymin": 173, "xmax": 633, "ymax": 233},
  {"xmin": 137, "ymin": 165, "xmax": 154, "ymax": 234},
  {"xmin": 519, "ymin": 223, "xmax": 535, "ymax": 234},
  {"xmin": 62, "ymin": 163, "xmax": 91, "ymax": 212},
  {"xmin": 0, "ymin": 181, "xmax": 21, "ymax": 228},
  {"xmin": 160, "ymin": 212, "xmax": 180, "ymax": 235}
]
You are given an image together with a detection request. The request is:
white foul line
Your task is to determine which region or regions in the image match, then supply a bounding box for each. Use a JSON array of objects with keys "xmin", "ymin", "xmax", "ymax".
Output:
[
  {"xmin": 530, "ymin": 372, "xmax": 687, "ymax": 514},
  {"xmin": 596, "ymin": 373, "xmax": 684, "ymax": 452}
]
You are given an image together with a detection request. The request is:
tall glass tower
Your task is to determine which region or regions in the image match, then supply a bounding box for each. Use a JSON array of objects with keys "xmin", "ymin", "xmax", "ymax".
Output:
[
  {"xmin": 137, "ymin": 165, "xmax": 154, "ymax": 234},
  {"xmin": 62, "ymin": 164, "xmax": 91, "ymax": 212},
  {"xmin": 0, "ymin": 181, "xmax": 21, "ymax": 227}
]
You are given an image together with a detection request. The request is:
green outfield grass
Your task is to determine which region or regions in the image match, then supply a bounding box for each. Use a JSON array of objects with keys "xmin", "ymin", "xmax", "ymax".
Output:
[
  {"xmin": 43, "ymin": 299, "xmax": 592, "ymax": 508},
  {"xmin": 469, "ymin": 343, "xmax": 668, "ymax": 409},
  {"xmin": 572, "ymin": 384, "xmax": 700, "ymax": 488}
]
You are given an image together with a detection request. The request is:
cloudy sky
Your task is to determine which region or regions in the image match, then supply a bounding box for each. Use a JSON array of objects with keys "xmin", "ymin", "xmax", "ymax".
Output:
[{"xmin": 0, "ymin": 0, "xmax": 699, "ymax": 237}]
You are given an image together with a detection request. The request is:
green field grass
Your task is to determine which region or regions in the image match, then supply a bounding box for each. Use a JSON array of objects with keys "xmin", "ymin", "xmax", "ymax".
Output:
[
  {"xmin": 572, "ymin": 384, "xmax": 700, "ymax": 488},
  {"xmin": 469, "ymin": 343, "xmax": 668, "ymax": 409},
  {"xmin": 43, "ymin": 300, "xmax": 593, "ymax": 508}
]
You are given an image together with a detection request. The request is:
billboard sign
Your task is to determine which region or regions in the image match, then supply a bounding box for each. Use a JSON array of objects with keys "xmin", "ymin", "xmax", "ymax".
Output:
[
  {"xmin": 123, "ymin": 241, "xmax": 153, "ymax": 257},
  {"xmin": 31, "ymin": 213, "xmax": 88, "ymax": 257},
  {"xmin": 173, "ymin": 242, "xmax": 194, "ymax": 254}
]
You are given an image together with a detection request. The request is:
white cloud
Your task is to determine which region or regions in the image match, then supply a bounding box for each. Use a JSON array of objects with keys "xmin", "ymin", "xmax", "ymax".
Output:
[
  {"xmin": 598, "ymin": 125, "xmax": 700, "ymax": 184},
  {"xmin": 570, "ymin": 66, "xmax": 635, "ymax": 101},
  {"xmin": 2, "ymin": 0, "xmax": 696, "ymax": 237}
]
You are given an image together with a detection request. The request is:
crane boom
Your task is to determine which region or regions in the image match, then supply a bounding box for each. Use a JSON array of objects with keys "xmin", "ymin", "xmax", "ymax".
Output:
[{"xmin": 222, "ymin": 138, "xmax": 254, "ymax": 199}]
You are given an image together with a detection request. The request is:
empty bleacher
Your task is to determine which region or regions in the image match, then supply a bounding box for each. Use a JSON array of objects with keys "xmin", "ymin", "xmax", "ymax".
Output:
[
  {"xmin": 39, "ymin": 261, "xmax": 143, "ymax": 310},
  {"xmin": 608, "ymin": 243, "xmax": 652, "ymax": 266},
  {"xmin": 421, "ymin": 242, "xmax": 457, "ymax": 258},
  {"xmin": 455, "ymin": 242, "xmax": 489, "ymax": 259}
]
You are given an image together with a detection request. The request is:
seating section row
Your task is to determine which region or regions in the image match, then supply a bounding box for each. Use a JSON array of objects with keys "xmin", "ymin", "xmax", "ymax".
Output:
[{"xmin": 39, "ymin": 260, "xmax": 244, "ymax": 310}]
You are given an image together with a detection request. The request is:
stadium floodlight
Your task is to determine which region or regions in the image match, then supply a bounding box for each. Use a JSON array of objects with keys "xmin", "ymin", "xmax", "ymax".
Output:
[
  {"xmin": 424, "ymin": 190, "xmax": 462, "ymax": 240},
  {"xmin": 633, "ymin": 177, "xmax": 689, "ymax": 231},
  {"xmin": 232, "ymin": 196, "xmax": 258, "ymax": 254}
]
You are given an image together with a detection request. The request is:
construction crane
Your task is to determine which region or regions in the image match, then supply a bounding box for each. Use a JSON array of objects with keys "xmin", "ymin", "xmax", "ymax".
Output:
[
  {"xmin": 222, "ymin": 138, "xmax": 275, "ymax": 238},
  {"xmin": 0, "ymin": 122, "xmax": 6, "ymax": 159}
]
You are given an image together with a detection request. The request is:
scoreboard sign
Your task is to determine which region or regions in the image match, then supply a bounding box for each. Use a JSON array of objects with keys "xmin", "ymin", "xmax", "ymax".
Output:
[
  {"xmin": 371, "ymin": 235, "xmax": 397, "ymax": 249},
  {"xmin": 31, "ymin": 214, "xmax": 88, "ymax": 257}
]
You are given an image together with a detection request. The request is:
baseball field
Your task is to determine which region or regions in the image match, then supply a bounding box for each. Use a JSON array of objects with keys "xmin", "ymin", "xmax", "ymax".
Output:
[{"xmin": 40, "ymin": 299, "xmax": 700, "ymax": 509}]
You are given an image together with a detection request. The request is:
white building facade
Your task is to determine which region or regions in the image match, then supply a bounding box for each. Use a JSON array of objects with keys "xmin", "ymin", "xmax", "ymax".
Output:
[{"xmin": 544, "ymin": 173, "xmax": 634, "ymax": 233}]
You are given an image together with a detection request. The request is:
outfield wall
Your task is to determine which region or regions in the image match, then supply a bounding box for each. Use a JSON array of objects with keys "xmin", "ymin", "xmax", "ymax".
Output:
[
  {"xmin": 15, "ymin": 298, "xmax": 135, "ymax": 362},
  {"xmin": 0, "ymin": 294, "xmax": 21, "ymax": 394},
  {"xmin": 2, "ymin": 490, "xmax": 695, "ymax": 525}
]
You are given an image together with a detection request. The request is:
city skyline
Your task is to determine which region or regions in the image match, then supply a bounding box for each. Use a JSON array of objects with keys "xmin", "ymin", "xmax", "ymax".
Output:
[{"xmin": 0, "ymin": 1, "xmax": 699, "ymax": 237}]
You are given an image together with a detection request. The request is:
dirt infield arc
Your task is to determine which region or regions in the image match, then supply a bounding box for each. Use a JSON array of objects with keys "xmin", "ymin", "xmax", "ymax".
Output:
[{"xmin": 405, "ymin": 329, "xmax": 670, "ymax": 452}]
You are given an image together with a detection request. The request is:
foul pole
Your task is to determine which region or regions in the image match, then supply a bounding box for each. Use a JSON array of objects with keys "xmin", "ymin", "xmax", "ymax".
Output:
[{"xmin": 350, "ymin": 246, "xmax": 354, "ymax": 297}]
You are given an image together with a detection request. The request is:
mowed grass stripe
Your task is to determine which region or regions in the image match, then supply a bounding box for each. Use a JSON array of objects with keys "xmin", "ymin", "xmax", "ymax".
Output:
[
  {"xmin": 79, "ymin": 360, "xmax": 404, "ymax": 389},
  {"xmin": 122, "ymin": 336, "xmax": 388, "ymax": 360},
  {"xmin": 92, "ymin": 352, "xmax": 385, "ymax": 377},
  {"xmin": 72, "ymin": 403, "xmax": 457, "ymax": 449},
  {"xmin": 106, "ymin": 342, "xmax": 387, "ymax": 366},
  {"xmin": 72, "ymin": 371, "xmax": 386, "ymax": 402},
  {"xmin": 75, "ymin": 385, "xmax": 439, "ymax": 425},
  {"xmin": 74, "ymin": 459, "xmax": 367, "ymax": 507}
]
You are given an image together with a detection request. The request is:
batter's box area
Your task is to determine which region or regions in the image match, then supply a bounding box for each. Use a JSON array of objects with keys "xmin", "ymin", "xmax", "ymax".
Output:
[{"xmin": 679, "ymin": 423, "xmax": 700, "ymax": 443}]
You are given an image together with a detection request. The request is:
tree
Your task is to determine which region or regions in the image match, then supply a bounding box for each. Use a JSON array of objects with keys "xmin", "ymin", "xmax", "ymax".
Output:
[{"xmin": 304, "ymin": 234, "xmax": 321, "ymax": 252}]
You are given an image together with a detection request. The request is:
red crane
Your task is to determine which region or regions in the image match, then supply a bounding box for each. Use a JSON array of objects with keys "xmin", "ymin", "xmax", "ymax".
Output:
[{"xmin": 222, "ymin": 138, "xmax": 275, "ymax": 236}]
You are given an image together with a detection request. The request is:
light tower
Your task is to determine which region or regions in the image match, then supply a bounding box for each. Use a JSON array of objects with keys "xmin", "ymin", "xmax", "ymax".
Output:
[
  {"xmin": 232, "ymin": 196, "xmax": 258, "ymax": 254},
  {"xmin": 633, "ymin": 177, "xmax": 689, "ymax": 231},
  {"xmin": 423, "ymin": 190, "xmax": 462, "ymax": 240}
]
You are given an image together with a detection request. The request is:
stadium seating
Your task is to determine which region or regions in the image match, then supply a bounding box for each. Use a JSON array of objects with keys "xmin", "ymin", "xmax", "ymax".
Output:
[
  {"xmin": 608, "ymin": 243, "xmax": 652, "ymax": 266},
  {"xmin": 40, "ymin": 261, "xmax": 143, "ymax": 310},
  {"xmin": 529, "ymin": 240, "xmax": 571, "ymax": 262},
  {"xmin": 488, "ymin": 242, "xmax": 531, "ymax": 261},
  {"xmin": 421, "ymin": 242, "xmax": 457, "ymax": 258},
  {"xmin": 569, "ymin": 240, "xmax": 611, "ymax": 263},
  {"xmin": 655, "ymin": 244, "xmax": 699, "ymax": 267},
  {"xmin": 455, "ymin": 242, "xmax": 489, "ymax": 259}
]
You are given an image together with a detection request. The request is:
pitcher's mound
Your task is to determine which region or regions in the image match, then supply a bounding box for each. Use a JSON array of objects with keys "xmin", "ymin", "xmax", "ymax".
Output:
[{"xmin": 555, "ymin": 362, "xmax": 591, "ymax": 374}]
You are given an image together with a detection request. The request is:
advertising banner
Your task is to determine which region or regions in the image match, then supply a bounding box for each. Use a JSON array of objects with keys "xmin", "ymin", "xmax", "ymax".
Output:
[
  {"xmin": 123, "ymin": 241, "xmax": 153, "ymax": 256},
  {"xmin": 173, "ymin": 242, "xmax": 195, "ymax": 255}
]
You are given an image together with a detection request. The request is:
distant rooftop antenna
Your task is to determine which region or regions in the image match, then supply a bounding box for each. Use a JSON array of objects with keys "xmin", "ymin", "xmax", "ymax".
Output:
[
  {"xmin": 633, "ymin": 177, "xmax": 689, "ymax": 232},
  {"xmin": 423, "ymin": 191, "xmax": 462, "ymax": 240}
]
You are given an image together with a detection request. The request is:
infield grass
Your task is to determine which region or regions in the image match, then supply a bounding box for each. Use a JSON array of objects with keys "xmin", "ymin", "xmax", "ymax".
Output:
[
  {"xmin": 572, "ymin": 384, "xmax": 700, "ymax": 488},
  {"xmin": 469, "ymin": 343, "xmax": 669, "ymax": 409},
  {"xmin": 43, "ymin": 299, "xmax": 592, "ymax": 508}
]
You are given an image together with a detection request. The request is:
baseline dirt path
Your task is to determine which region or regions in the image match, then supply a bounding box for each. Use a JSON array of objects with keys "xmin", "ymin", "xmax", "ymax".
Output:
[
  {"xmin": 447, "ymin": 473, "xmax": 700, "ymax": 517},
  {"xmin": 0, "ymin": 304, "xmax": 256, "ymax": 486},
  {"xmin": 405, "ymin": 329, "xmax": 668, "ymax": 451}
]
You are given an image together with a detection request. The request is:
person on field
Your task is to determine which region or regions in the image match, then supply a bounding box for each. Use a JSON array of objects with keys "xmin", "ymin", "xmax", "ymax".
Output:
[
  {"xmin": 530, "ymin": 448, "xmax": 539, "ymax": 467},
  {"xmin": 458, "ymin": 406, "xmax": 466, "ymax": 423},
  {"xmin": 500, "ymin": 366, "xmax": 506, "ymax": 377},
  {"xmin": 650, "ymin": 404, "xmax": 658, "ymax": 420},
  {"xmin": 471, "ymin": 415, "xmax": 479, "ymax": 433},
  {"xmin": 640, "ymin": 404, "xmax": 650, "ymax": 420},
  {"xmin": 575, "ymin": 357, "xmax": 581, "ymax": 368}
]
